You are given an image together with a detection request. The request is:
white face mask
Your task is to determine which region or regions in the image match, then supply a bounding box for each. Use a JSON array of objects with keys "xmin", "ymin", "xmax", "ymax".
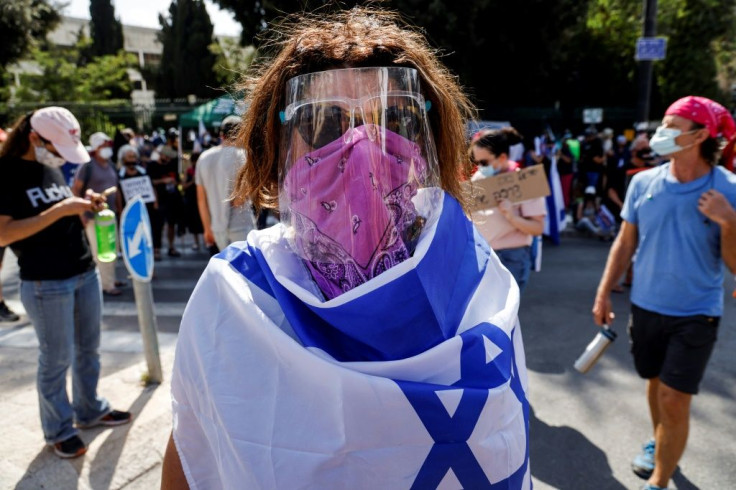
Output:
[
  {"xmin": 649, "ymin": 126, "xmax": 697, "ymax": 156},
  {"xmin": 479, "ymin": 165, "xmax": 497, "ymax": 178},
  {"xmin": 98, "ymin": 147, "xmax": 113, "ymax": 160},
  {"xmin": 34, "ymin": 145, "xmax": 67, "ymax": 168}
]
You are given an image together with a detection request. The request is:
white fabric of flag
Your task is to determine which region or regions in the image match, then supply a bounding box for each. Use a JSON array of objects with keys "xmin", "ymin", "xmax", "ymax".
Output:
[{"xmin": 171, "ymin": 192, "xmax": 531, "ymax": 489}]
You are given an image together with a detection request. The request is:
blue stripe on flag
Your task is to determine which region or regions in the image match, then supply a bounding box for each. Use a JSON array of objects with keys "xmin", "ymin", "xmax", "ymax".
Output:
[
  {"xmin": 544, "ymin": 158, "xmax": 566, "ymax": 246},
  {"xmin": 244, "ymin": 194, "xmax": 486, "ymax": 362},
  {"xmin": 509, "ymin": 326, "xmax": 531, "ymax": 488},
  {"xmin": 545, "ymin": 191, "xmax": 560, "ymax": 245},
  {"xmin": 215, "ymin": 243, "xmax": 275, "ymax": 298}
]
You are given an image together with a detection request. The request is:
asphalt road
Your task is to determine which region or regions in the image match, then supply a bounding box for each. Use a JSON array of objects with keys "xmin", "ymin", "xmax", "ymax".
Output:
[{"xmin": 523, "ymin": 236, "xmax": 736, "ymax": 490}]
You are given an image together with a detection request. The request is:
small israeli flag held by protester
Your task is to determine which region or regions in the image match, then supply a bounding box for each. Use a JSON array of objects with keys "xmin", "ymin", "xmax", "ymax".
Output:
[
  {"xmin": 171, "ymin": 192, "xmax": 531, "ymax": 489},
  {"xmin": 544, "ymin": 156, "xmax": 567, "ymax": 245}
]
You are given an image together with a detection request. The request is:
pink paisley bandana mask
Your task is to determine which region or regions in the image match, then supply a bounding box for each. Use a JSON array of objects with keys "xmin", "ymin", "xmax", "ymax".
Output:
[{"xmin": 283, "ymin": 124, "xmax": 428, "ymax": 300}]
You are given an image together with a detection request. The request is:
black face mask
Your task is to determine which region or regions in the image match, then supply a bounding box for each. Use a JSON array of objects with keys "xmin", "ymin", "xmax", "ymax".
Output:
[{"xmin": 124, "ymin": 160, "xmax": 139, "ymax": 167}]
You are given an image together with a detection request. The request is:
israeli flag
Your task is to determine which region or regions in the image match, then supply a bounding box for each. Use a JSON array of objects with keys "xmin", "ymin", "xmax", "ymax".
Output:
[
  {"xmin": 544, "ymin": 157, "xmax": 567, "ymax": 245},
  {"xmin": 171, "ymin": 193, "xmax": 531, "ymax": 489}
]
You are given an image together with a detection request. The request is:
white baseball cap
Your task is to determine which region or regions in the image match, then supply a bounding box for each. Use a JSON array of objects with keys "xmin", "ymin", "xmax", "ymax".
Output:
[
  {"xmin": 89, "ymin": 131, "xmax": 112, "ymax": 151},
  {"xmin": 30, "ymin": 107, "xmax": 89, "ymax": 164}
]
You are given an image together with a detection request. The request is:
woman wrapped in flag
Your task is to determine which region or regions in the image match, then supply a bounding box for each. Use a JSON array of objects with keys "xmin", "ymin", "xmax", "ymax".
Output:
[{"xmin": 162, "ymin": 7, "xmax": 531, "ymax": 489}]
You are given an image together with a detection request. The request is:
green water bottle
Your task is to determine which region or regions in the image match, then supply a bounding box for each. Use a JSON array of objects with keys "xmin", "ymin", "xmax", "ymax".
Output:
[{"xmin": 95, "ymin": 205, "xmax": 117, "ymax": 263}]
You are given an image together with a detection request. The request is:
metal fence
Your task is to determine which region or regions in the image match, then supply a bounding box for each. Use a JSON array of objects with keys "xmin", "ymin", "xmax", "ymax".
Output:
[
  {"xmin": 0, "ymin": 98, "xmax": 215, "ymax": 138},
  {"xmin": 0, "ymin": 99, "xmax": 640, "ymax": 142}
]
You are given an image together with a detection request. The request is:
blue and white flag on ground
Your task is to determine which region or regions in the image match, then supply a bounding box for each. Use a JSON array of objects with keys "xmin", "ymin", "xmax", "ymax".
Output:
[
  {"xmin": 543, "ymin": 157, "xmax": 566, "ymax": 245},
  {"xmin": 171, "ymin": 192, "xmax": 531, "ymax": 489}
]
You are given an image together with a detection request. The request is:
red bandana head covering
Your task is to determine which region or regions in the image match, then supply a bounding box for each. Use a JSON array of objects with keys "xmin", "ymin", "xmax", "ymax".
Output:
[
  {"xmin": 665, "ymin": 96, "xmax": 736, "ymax": 170},
  {"xmin": 664, "ymin": 96, "xmax": 735, "ymax": 139}
]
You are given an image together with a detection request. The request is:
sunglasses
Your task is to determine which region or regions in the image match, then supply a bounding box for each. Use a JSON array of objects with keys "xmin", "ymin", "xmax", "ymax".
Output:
[{"xmin": 283, "ymin": 94, "xmax": 429, "ymax": 150}]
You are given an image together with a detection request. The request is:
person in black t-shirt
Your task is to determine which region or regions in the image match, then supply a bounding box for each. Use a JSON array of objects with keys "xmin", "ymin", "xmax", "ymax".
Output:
[
  {"xmin": 117, "ymin": 144, "xmax": 158, "ymax": 219},
  {"xmin": 580, "ymin": 127, "xmax": 605, "ymax": 190},
  {"xmin": 604, "ymin": 135, "xmax": 632, "ymax": 219},
  {"xmin": 0, "ymin": 108, "xmax": 131, "ymax": 459},
  {"xmin": 147, "ymin": 146, "xmax": 182, "ymax": 260}
]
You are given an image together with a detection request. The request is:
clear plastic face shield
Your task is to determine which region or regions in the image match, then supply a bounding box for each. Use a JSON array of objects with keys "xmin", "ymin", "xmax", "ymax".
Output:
[{"xmin": 278, "ymin": 67, "xmax": 442, "ymax": 299}]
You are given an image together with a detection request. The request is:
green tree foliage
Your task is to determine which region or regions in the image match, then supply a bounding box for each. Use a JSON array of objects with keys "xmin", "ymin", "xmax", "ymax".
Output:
[
  {"xmin": 207, "ymin": 0, "xmax": 308, "ymax": 46},
  {"xmin": 211, "ymin": 0, "xmax": 736, "ymax": 115},
  {"xmin": 209, "ymin": 38, "xmax": 257, "ymax": 87},
  {"xmin": 89, "ymin": 0, "xmax": 124, "ymax": 57},
  {"xmin": 656, "ymin": 0, "xmax": 735, "ymax": 105},
  {"xmin": 9, "ymin": 41, "xmax": 137, "ymax": 103},
  {"xmin": 156, "ymin": 0, "xmax": 219, "ymax": 98},
  {"xmin": 0, "ymin": 0, "xmax": 60, "ymax": 68}
]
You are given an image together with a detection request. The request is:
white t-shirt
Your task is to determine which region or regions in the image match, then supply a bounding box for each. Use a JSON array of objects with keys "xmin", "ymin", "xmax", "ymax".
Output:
[{"xmin": 195, "ymin": 145, "xmax": 256, "ymax": 234}]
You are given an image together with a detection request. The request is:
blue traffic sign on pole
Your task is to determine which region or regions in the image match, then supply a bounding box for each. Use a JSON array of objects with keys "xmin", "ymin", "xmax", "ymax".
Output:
[
  {"xmin": 121, "ymin": 196, "xmax": 154, "ymax": 282},
  {"xmin": 636, "ymin": 37, "xmax": 667, "ymax": 61}
]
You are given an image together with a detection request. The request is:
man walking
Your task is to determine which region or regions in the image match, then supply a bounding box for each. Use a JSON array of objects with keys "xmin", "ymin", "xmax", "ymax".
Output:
[
  {"xmin": 592, "ymin": 96, "xmax": 736, "ymax": 490},
  {"xmin": 195, "ymin": 116, "xmax": 256, "ymax": 252}
]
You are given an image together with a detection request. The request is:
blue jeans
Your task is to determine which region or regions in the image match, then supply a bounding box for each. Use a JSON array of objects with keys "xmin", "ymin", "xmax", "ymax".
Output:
[
  {"xmin": 496, "ymin": 246, "xmax": 532, "ymax": 293},
  {"xmin": 21, "ymin": 268, "xmax": 110, "ymax": 443},
  {"xmin": 585, "ymin": 172, "xmax": 600, "ymax": 189}
]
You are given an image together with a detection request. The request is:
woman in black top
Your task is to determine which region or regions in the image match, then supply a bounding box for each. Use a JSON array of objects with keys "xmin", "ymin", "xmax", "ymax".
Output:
[{"xmin": 0, "ymin": 108, "xmax": 131, "ymax": 459}]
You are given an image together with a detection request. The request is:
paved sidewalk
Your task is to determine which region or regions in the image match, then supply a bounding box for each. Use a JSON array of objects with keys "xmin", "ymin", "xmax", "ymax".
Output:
[
  {"xmin": 0, "ymin": 245, "xmax": 195, "ymax": 490},
  {"xmin": 1, "ymin": 340, "xmax": 174, "ymax": 490}
]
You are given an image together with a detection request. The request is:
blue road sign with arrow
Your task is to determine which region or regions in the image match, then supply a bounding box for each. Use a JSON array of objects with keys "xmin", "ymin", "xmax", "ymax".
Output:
[{"xmin": 121, "ymin": 196, "xmax": 154, "ymax": 282}]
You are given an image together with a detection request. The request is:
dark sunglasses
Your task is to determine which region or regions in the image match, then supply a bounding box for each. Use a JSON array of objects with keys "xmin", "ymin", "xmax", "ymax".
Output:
[{"xmin": 286, "ymin": 96, "xmax": 428, "ymax": 150}]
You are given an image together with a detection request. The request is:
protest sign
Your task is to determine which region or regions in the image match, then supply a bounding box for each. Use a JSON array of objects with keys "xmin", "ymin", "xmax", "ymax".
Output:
[
  {"xmin": 466, "ymin": 164, "xmax": 550, "ymax": 211},
  {"xmin": 120, "ymin": 176, "xmax": 156, "ymax": 204}
]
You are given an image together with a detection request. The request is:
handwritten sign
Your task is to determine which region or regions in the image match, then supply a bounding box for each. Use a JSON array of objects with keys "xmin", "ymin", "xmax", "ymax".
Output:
[
  {"xmin": 120, "ymin": 176, "xmax": 156, "ymax": 204},
  {"xmin": 466, "ymin": 164, "xmax": 551, "ymax": 212}
]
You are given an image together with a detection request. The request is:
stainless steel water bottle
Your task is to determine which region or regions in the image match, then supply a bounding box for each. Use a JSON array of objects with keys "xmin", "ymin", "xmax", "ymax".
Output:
[{"xmin": 574, "ymin": 325, "xmax": 617, "ymax": 373}]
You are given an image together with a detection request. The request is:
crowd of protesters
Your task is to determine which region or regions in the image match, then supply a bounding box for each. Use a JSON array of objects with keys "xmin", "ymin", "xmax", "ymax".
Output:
[
  {"xmin": 0, "ymin": 118, "xmax": 259, "ymax": 321},
  {"xmin": 523, "ymin": 124, "xmax": 659, "ymax": 239}
]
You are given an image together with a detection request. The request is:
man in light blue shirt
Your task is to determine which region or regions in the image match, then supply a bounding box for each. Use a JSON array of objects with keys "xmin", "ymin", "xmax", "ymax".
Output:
[{"xmin": 592, "ymin": 96, "xmax": 736, "ymax": 490}]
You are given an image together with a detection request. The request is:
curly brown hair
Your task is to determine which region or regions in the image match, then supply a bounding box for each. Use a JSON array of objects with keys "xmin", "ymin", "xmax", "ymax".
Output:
[{"xmin": 231, "ymin": 6, "xmax": 476, "ymax": 210}]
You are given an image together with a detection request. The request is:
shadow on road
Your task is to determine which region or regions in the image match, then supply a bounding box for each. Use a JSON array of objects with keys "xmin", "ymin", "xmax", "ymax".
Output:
[
  {"xmin": 530, "ymin": 406, "xmax": 626, "ymax": 490},
  {"xmin": 13, "ymin": 384, "xmax": 158, "ymax": 490},
  {"xmin": 88, "ymin": 384, "xmax": 159, "ymax": 490},
  {"xmin": 16, "ymin": 440, "xmax": 86, "ymax": 490},
  {"xmin": 672, "ymin": 467, "xmax": 700, "ymax": 490}
]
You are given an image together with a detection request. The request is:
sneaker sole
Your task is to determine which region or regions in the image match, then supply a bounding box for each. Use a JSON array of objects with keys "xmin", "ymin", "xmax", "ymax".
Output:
[
  {"xmin": 53, "ymin": 445, "xmax": 87, "ymax": 459},
  {"xmin": 77, "ymin": 415, "xmax": 133, "ymax": 429},
  {"xmin": 632, "ymin": 463, "xmax": 654, "ymax": 480}
]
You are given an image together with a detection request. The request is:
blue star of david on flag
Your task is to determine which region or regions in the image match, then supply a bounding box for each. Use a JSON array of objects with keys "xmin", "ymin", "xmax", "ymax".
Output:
[{"xmin": 397, "ymin": 322, "xmax": 529, "ymax": 489}]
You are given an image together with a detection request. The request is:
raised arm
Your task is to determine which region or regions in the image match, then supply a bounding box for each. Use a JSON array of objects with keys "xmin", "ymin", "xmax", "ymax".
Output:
[
  {"xmin": 698, "ymin": 189, "xmax": 736, "ymax": 273},
  {"xmin": 0, "ymin": 197, "xmax": 96, "ymax": 247}
]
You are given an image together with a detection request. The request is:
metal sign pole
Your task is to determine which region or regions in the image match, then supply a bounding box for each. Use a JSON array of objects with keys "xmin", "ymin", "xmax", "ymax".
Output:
[
  {"xmin": 636, "ymin": 0, "xmax": 659, "ymax": 124},
  {"xmin": 132, "ymin": 278, "xmax": 163, "ymax": 384},
  {"xmin": 120, "ymin": 196, "xmax": 161, "ymax": 385}
]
